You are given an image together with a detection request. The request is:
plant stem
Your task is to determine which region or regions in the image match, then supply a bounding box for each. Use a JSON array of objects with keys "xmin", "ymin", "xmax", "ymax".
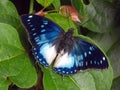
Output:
[
  {"xmin": 46, "ymin": 10, "xmax": 58, "ymax": 13},
  {"xmin": 29, "ymin": 0, "xmax": 34, "ymax": 14}
]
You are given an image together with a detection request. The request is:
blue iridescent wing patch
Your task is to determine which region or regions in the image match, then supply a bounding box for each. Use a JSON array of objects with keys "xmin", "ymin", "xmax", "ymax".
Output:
[
  {"xmin": 21, "ymin": 14, "xmax": 108, "ymax": 76},
  {"xmin": 21, "ymin": 15, "xmax": 64, "ymax": 67},
  {"xmin": 53, "ymin": 38, "xmax": 108, "ymax": 75},
  {"xmin": 53, "ymin": 47, "xmax": 79, "ymax": 75}
]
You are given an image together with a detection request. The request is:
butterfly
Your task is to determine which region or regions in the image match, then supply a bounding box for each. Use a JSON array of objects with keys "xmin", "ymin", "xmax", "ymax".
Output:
[{"xmin": 21, "ymin": 14, "xmax": 108, "ymax": 75}]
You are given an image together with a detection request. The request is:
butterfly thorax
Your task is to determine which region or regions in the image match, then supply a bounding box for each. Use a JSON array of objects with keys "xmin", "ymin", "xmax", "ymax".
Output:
[
  {"xmin": 55, "ymin": 28, "xmax": 75, "ymax": 54},
  {"xmin": 64, "ymin": 28, "xmax": 74, "ymax": 39}
]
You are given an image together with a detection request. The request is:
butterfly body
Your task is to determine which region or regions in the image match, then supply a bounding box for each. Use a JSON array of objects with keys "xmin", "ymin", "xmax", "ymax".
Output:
[
  {"xmin": 21, "ymin": 15, "xmax": 108, "ymax": 75},
  {"xmin": 54, "ymin": 28, "xmax": 74, "ymax": 54}
]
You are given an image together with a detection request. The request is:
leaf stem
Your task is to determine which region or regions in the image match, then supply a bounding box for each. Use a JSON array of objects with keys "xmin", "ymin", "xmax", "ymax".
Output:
[
  {"xmin": 29, "ymin": 0, "xmax": 34, "ymax": 14},
  {"xmin": 46, "ymin": 10, "xmax": 58, "ymax": 13}
]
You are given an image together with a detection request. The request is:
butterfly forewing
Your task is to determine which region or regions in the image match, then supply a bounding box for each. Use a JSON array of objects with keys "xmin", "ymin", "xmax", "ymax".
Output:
[
  {"xmin": 21, "ymin": 15, "xmax": 64, "ymax": 46},
  {"xmin": 21, "ymin": 15, "xmax": 63, "ymax": 67}
]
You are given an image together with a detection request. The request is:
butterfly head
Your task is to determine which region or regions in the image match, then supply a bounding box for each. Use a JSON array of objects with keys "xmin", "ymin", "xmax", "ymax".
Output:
[{"xmin": 64, "ymin": 28, "xmax": 74, "ymax": 39}]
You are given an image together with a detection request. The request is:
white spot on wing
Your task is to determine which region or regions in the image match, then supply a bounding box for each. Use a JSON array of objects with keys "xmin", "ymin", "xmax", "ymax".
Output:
[
  {"xmin": 97, "ymin": 62, "xmax": 99, "ymax": 65},
  {"xmin": 27, "ymin": 19, "xmax": 30, "ymax": 22},
  {"xmin": 43, "ymin": 61, "xmax": 45, "ymax": 64},
  {"xmin": 41, "ymin": 29, "xmax": 46, "ymax": 32},
  {"xmin": 100, "ymin": 60, "xmax": 102, "ymax": 64},
  {"xmin": 62, "ymin": 71, "xmax": 65, "ymax": 73},
  {"xmin": 84, "ymin": 52, "xmax": 87, "ymax": 57},
  {"xmin": 34, "ymin": 52, "xmax": 37, "ymax": 54},
  {"xmin": 28, "ymin": 15, "xmax": 33, "ymax": 18},
  {"xmin": 94, "ymin": 60, "xmax": 96, "ymax": 64},
  {"xmin": 89, "ymin": 46, "xmax": 94, "ymax": 51},
  {"xmin": 58, "ymin": 69, "xmax": 61, "ymax": 71},
  {"xmin": 66, "ymin": 72, "xmax": 69, "ymax": 74},
  {"xmin": 33, "ymin": 33, "xmax": 37, "ymax": 36},
  {"xmin": 90, "ymin": 60, "xmax": 92, "ymax": 64},
  {"xmin": 89, "ymin": 51, "xmax": 91, "ymax": 55},
  {"xmin": 103, "ymin": 56, "xmax": 106, "ymax": 61},
  {"xmin": 33, "ymin": 48, "xmax": 36, "ymax": 50},
  {"xmin": 36, "ymin": 56, "xmax": 39, "ymax": 58},
  {"xmin": 41, "ymin": 25, "xmax": 44, "ymax": 28},
  {"xmin": 74, "ymin": 70, "xmax": 77, "ymax": 72},
  {"xmin": 86, "ymin": 61, "xmax": 88, "ymax": 66},
  {"xmin": 54, "ymin": 52, "xmax": 74, "ymax": 68},
  {"xmin": 40, "ymin": 44, "xmax": 57, "ymax": 65},
  {"xmin": 30, "ymin": 25, "xmax": 33, "ymax": 27},
  {"xmin": 43, "ymin": 20, "xmax": 48, "ymax": 25},
  {"xmin": 39, "ymin": 59, "xmax": 41, "ymax": 61},
  {"xmin": 32, "ymin": 28, "xmax": 35, "ymax": 31}
]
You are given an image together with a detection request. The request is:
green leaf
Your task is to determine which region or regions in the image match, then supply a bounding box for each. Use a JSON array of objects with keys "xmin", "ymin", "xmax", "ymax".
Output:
[
  {"xmin": 42, "ymin": 67, "xmax": 80, "ymax": 90},
  {"xmin": 0, "ymin": 13, "xmax": 21, "ymax": 29},
  {"xmin": 107, "ymin": 39, "xmax": 120, "ymax": 78},
  {"xmin": 36, "ymin": 0, "xmax": 54, "ymax": 8},
  {"xmin": 0, "ymin": 23, "xmax": 24, "ymax": 76},
  {"xmin": 111, "ymin": 76, "xmax": 120, "ymax": 90},
  {"xmin": 53, "ymin": 0, "xmax": 61, "ymax": 10},
  {"xmin": 88, "ymin": 28, "xmax": 120, "ymax": 52},
  {"xmin": 0, "ymin": 76, "xmax": 9, "ymax": 90},
  {"xmin": 0, "ymin": 23, "xmax": 37, "ymax": 88},
  {"xmin": 0, "ymin": 0, "xmax": 19, "ymax": 19},
  {"xmin": 0, "ymin": 1, "xmax": 21, "ymax": 28},
  {"xmin": 45, "ymin": 13, "xmax": 78, "ymax": 35},
  {"xmin": 0, "ymin": 0, "xmax": 31, "ymax": 50},
  {"xmin": 41, "ymin": 59, "xmax": 113, "ymax": 90},
  {"xmin": 72, "ymin": 0, "xmax": 115, "ymax": 33},
  {"xmin": 10, "ymin": 55, "xmax": 37, "ymax": 88},
  {"xmin": 0, "ymin": 13, "xmax": 29, "ymax": 50},
  {"xmin": 73, "ymin": 69, "xmax": 113, "ymax": 90}
]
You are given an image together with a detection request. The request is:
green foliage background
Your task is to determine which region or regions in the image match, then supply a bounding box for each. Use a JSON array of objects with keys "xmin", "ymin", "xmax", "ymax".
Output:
[{"xmin": 0, "ymin": 0, "xmax": 120, "ymax": 90}]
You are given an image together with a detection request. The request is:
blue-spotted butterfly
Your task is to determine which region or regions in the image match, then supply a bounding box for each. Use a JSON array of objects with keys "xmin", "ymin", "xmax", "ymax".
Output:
[{"xmin": 21, "ymin": 14, "xmax": 108, "ymax": 75}]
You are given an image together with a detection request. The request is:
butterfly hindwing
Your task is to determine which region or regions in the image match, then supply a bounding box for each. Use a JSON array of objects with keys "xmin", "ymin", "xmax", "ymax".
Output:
[
  {"xmin": 53, "ymin": 48, "xmax": 78, "ymax": 75},
  {"xmin": 53, "ymin": 37, "xmax": 108, "ymax": 75},
  {"xmin": 74, "ymin": 38, "xmax": 108, "ymax": 70},
  {"xmin": 33, "ymin": 40, "xmax": 57, "ymax": 67},
  {"xmin": 21, "ymin": 15, "xmax": 64, "ymax": 67}
]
